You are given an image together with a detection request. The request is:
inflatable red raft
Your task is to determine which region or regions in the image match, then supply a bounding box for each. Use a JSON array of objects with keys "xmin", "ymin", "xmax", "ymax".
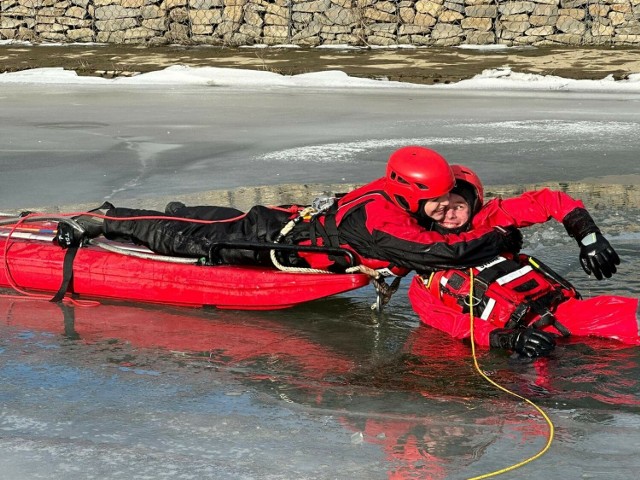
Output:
[{"xmin": 0, "ymin": 217, "xmax": 370, "ymax": 310}]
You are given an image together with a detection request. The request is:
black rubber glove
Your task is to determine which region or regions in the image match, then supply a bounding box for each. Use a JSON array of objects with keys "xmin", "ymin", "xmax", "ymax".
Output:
[
  {"xmin": 489, "ymin": 328, "xmax": 556, "ymax": 358},
  {"xmin": 577, "ymin": 232, "xmax": 620, "ymax": 280},
  {"xmin": 563, "ymin": 208, "xmax": 620, "ymax": 280},
  {"xmin": 494, "ymin": 226, "xmax": 523, "ymax": 255}
]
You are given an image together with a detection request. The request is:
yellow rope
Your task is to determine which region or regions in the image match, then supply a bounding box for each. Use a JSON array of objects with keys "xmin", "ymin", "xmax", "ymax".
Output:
[{"xmin": 466, "ymin": 269, "xmax": 555, "ymax": 480}]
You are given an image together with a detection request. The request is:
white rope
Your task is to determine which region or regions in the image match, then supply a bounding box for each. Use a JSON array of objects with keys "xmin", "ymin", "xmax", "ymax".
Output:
[
  {"xmin": 91, "ymin": 239, "xmax": 200, "ymax": 264},
  {"xmin": 267, "ymin": 206, "xmax": 383, "ymax": 279},
  {"xmin": 269, "ymin": 207, "xmax": 329, "ymax": 273},
  {"xmin": 266, "ymin": 206, "xmax": 377, "ymax": 277},
  {"xmin": 1, "ymin": 215, "xmax": 85, "ymax": 233}
]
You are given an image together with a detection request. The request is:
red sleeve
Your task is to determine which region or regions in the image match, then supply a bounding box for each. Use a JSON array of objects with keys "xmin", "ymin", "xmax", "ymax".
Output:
[
  {"xmin": 472, "ymin": 189, "xmax": 585, "ymax": 229},
  {"xmin": 343, "ymin": 197, "xmax": 508, "ymax": 270},
  {"xmin": 408, "ymin": 276, "xmax": 494, "ymax": 346}
]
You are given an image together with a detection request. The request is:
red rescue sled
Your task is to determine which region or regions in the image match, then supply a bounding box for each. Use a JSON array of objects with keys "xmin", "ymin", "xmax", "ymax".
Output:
[{"xmin": 0, "ymin": 216, "xmax": 370, "ymax": 310}]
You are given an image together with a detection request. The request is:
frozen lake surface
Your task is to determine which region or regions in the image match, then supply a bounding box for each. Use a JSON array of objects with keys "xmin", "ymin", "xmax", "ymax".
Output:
[{"xmin": 1, "ymin": 66, "xmax": 639, "ymax": 210}]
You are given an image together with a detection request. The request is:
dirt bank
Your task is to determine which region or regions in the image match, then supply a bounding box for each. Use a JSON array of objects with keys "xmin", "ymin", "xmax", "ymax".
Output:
[{"xmin": 2, "ymin": 43, "xmax": 639, "ymax": 84}]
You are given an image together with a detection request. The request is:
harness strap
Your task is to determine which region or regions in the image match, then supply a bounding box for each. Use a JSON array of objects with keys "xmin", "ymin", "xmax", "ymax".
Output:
[
  {"xmin": 309, "ymin": 215, "xmax": 329, "ymax": 247},
  {"xmin": 309, "ymin": 202, "xmax": 350, "ymax": 272},
  {"xmin": 529, "ymin": 291, "xmax": 572, "ymax": 337},
  {"xmin": 531, "ymin": 312, "xmax": 571, "ymax": 337},
  {"xmin": 50, "ymin": 245, "xmax": 79, "ymax": 303},
  {"xmin": 504, "ymin": 290, "xmax": 572, "ymax": 337},
  {"xmin": 322, "ymin": 202, "xmax": 341, "ymax": 247},
  {"xmin": 475, "ymin": 268, "xmax": 502, "ymax": 285},
  {"xmin": 439, "ymin": 274, "xmax": 485, "ymax": 314},
  {"xmin": 324, "ymin": 215, "xmax": 350, "ymax": 272},
  {"xmin": 504, "ymin": 303, "xmax": 529, "ymax": 329},
  {"xmin": 467, "ymin": 258, "xmax": 514, "ymax": 307},
  {"xmin": 309, "ymin": 217, "xmax": 319, "ymax": 246}
]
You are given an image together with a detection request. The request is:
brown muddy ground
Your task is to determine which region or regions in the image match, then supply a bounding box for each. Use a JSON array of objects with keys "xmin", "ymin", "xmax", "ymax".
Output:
[{"xmin": 1, "ymin": 43, "xmax": 640, "ymax": 83}]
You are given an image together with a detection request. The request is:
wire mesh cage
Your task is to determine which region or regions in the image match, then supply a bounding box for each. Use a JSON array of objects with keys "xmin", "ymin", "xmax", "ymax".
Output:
[{"xmin": 1, "ymin": 0, "xmax": 639, "ymax": 47}]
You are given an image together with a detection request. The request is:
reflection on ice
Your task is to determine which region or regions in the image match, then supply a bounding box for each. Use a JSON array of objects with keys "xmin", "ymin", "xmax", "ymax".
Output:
[{"xmin": 2, "ymin": 180, "xmax": 640, "ymax": 479}]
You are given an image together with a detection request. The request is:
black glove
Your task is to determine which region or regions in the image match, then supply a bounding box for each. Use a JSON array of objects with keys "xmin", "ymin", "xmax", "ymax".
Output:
[
  {"xmin": 494, "ymin": 226, "xmax": 523, "ymax": 255},
  {"xmin": 577, "ymin": 232, "xmax": 620, "ymax": 280},
  {"xmin": 489, "ymin": 328, "xmax": 556, "ymax": 358},
  {"xmin": 563, "ymin": 208, "xmax": 620, "ymax": 280}
]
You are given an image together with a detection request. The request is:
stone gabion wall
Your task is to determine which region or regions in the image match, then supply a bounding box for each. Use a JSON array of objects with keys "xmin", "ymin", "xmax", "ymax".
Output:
[{"xmin": 1, "ymin": 0, "xmax": 640, "ymax": 46}]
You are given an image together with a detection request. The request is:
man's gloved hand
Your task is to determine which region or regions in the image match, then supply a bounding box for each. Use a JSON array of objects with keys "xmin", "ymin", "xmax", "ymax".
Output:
[
  {"xmin": 563, "ymin": 207, "xmax": 620, "ymax": 280},
  {"xmin": 578, "ymin": 232, "xmax": 620, "ymax": 280},
  {"xmin": 489, "ymin": 328, "xmax": 556, "ymax": 358},
  {"xmin": 494, "ymin": 226, "xmax": 523, "ymax": 255}
]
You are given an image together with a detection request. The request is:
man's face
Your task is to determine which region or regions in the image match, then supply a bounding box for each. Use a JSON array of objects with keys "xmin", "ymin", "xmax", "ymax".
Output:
[
  {"xmin": 421, "ymin": 193, "xmax": 450, "ymax": 222},
  {"xmin": 438, "ymin": 193, "xmax": 470, "ymax": 229}
]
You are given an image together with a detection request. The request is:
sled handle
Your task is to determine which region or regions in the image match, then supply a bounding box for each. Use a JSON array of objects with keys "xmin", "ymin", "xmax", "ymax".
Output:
[{"xmin": 207, "ymin": 241, "xmax": 356, "ymax": 267}]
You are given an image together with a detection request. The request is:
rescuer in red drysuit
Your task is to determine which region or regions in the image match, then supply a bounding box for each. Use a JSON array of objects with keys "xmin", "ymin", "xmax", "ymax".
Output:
[
  {"xmin": 408, "ymin": 165, "xmax": 638, "ymax": 358},
  {"xmin": 64, "ymin": 146, "xmax": 522, "ymax": 275}
]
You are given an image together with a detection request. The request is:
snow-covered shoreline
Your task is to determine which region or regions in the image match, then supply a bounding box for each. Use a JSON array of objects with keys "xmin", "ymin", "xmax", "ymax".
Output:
[{"xmin": 2, "ymin": 64, "xmax": 640, "ymax": 93}]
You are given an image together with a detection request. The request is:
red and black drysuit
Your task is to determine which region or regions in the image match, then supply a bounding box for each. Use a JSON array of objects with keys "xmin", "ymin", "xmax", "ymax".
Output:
[
  {"xmin": 408, "ymin": 189, "xmax": 640, "ymax": 346},
  {"xmin": 101, "ymin": 178, "xmax": 515, "ymax": 274}
]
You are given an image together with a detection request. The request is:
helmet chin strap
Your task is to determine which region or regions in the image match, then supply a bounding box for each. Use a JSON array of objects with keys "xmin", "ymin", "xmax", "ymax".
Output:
[
  {"xmin": 432, "ymin": 222, "xmax": 471, "ymax": 235},
  {"xmin": 415, "ymin": 201, "xmax": 436, "ymax": 229}
]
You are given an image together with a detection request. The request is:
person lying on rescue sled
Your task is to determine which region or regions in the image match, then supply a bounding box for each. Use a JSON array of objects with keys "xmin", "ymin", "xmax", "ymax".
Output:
[
  {"xmin": 408, "ymin": 165, "xmax": 638, "ymax": 359},
  {"xmin": 60, "ymin": 146, "xmax": 523, "ymax": 276}
]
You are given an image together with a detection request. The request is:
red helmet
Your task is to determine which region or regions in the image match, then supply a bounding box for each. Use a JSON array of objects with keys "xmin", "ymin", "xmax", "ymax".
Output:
[
  {"xmin": 451, "ymin": 164, "xmax": 484, "ymax": 213},
  {"xmin": 385, "ymin": 146, "xmax": 455, "ymax": 213}
]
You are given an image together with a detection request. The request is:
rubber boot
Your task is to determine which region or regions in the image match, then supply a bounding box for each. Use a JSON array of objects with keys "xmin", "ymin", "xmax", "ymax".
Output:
[
  {"xmin": 165, "ymin": 201, "xmax": 186, "ymax": 215},
  {"xmin": 73, "ymin": 201, "xmax": 114, "ymax": 239}
]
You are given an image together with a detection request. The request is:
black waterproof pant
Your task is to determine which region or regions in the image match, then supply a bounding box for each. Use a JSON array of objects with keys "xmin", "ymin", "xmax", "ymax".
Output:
[{"xmin": 103, "ymin": 205, "xmax": 299, "ymax": 265}]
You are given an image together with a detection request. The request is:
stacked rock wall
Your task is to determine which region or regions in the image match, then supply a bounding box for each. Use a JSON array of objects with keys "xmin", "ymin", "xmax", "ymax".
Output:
[{"xmin": 1, "ymin": 0, "xmax": 639, "ymax": 46}]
